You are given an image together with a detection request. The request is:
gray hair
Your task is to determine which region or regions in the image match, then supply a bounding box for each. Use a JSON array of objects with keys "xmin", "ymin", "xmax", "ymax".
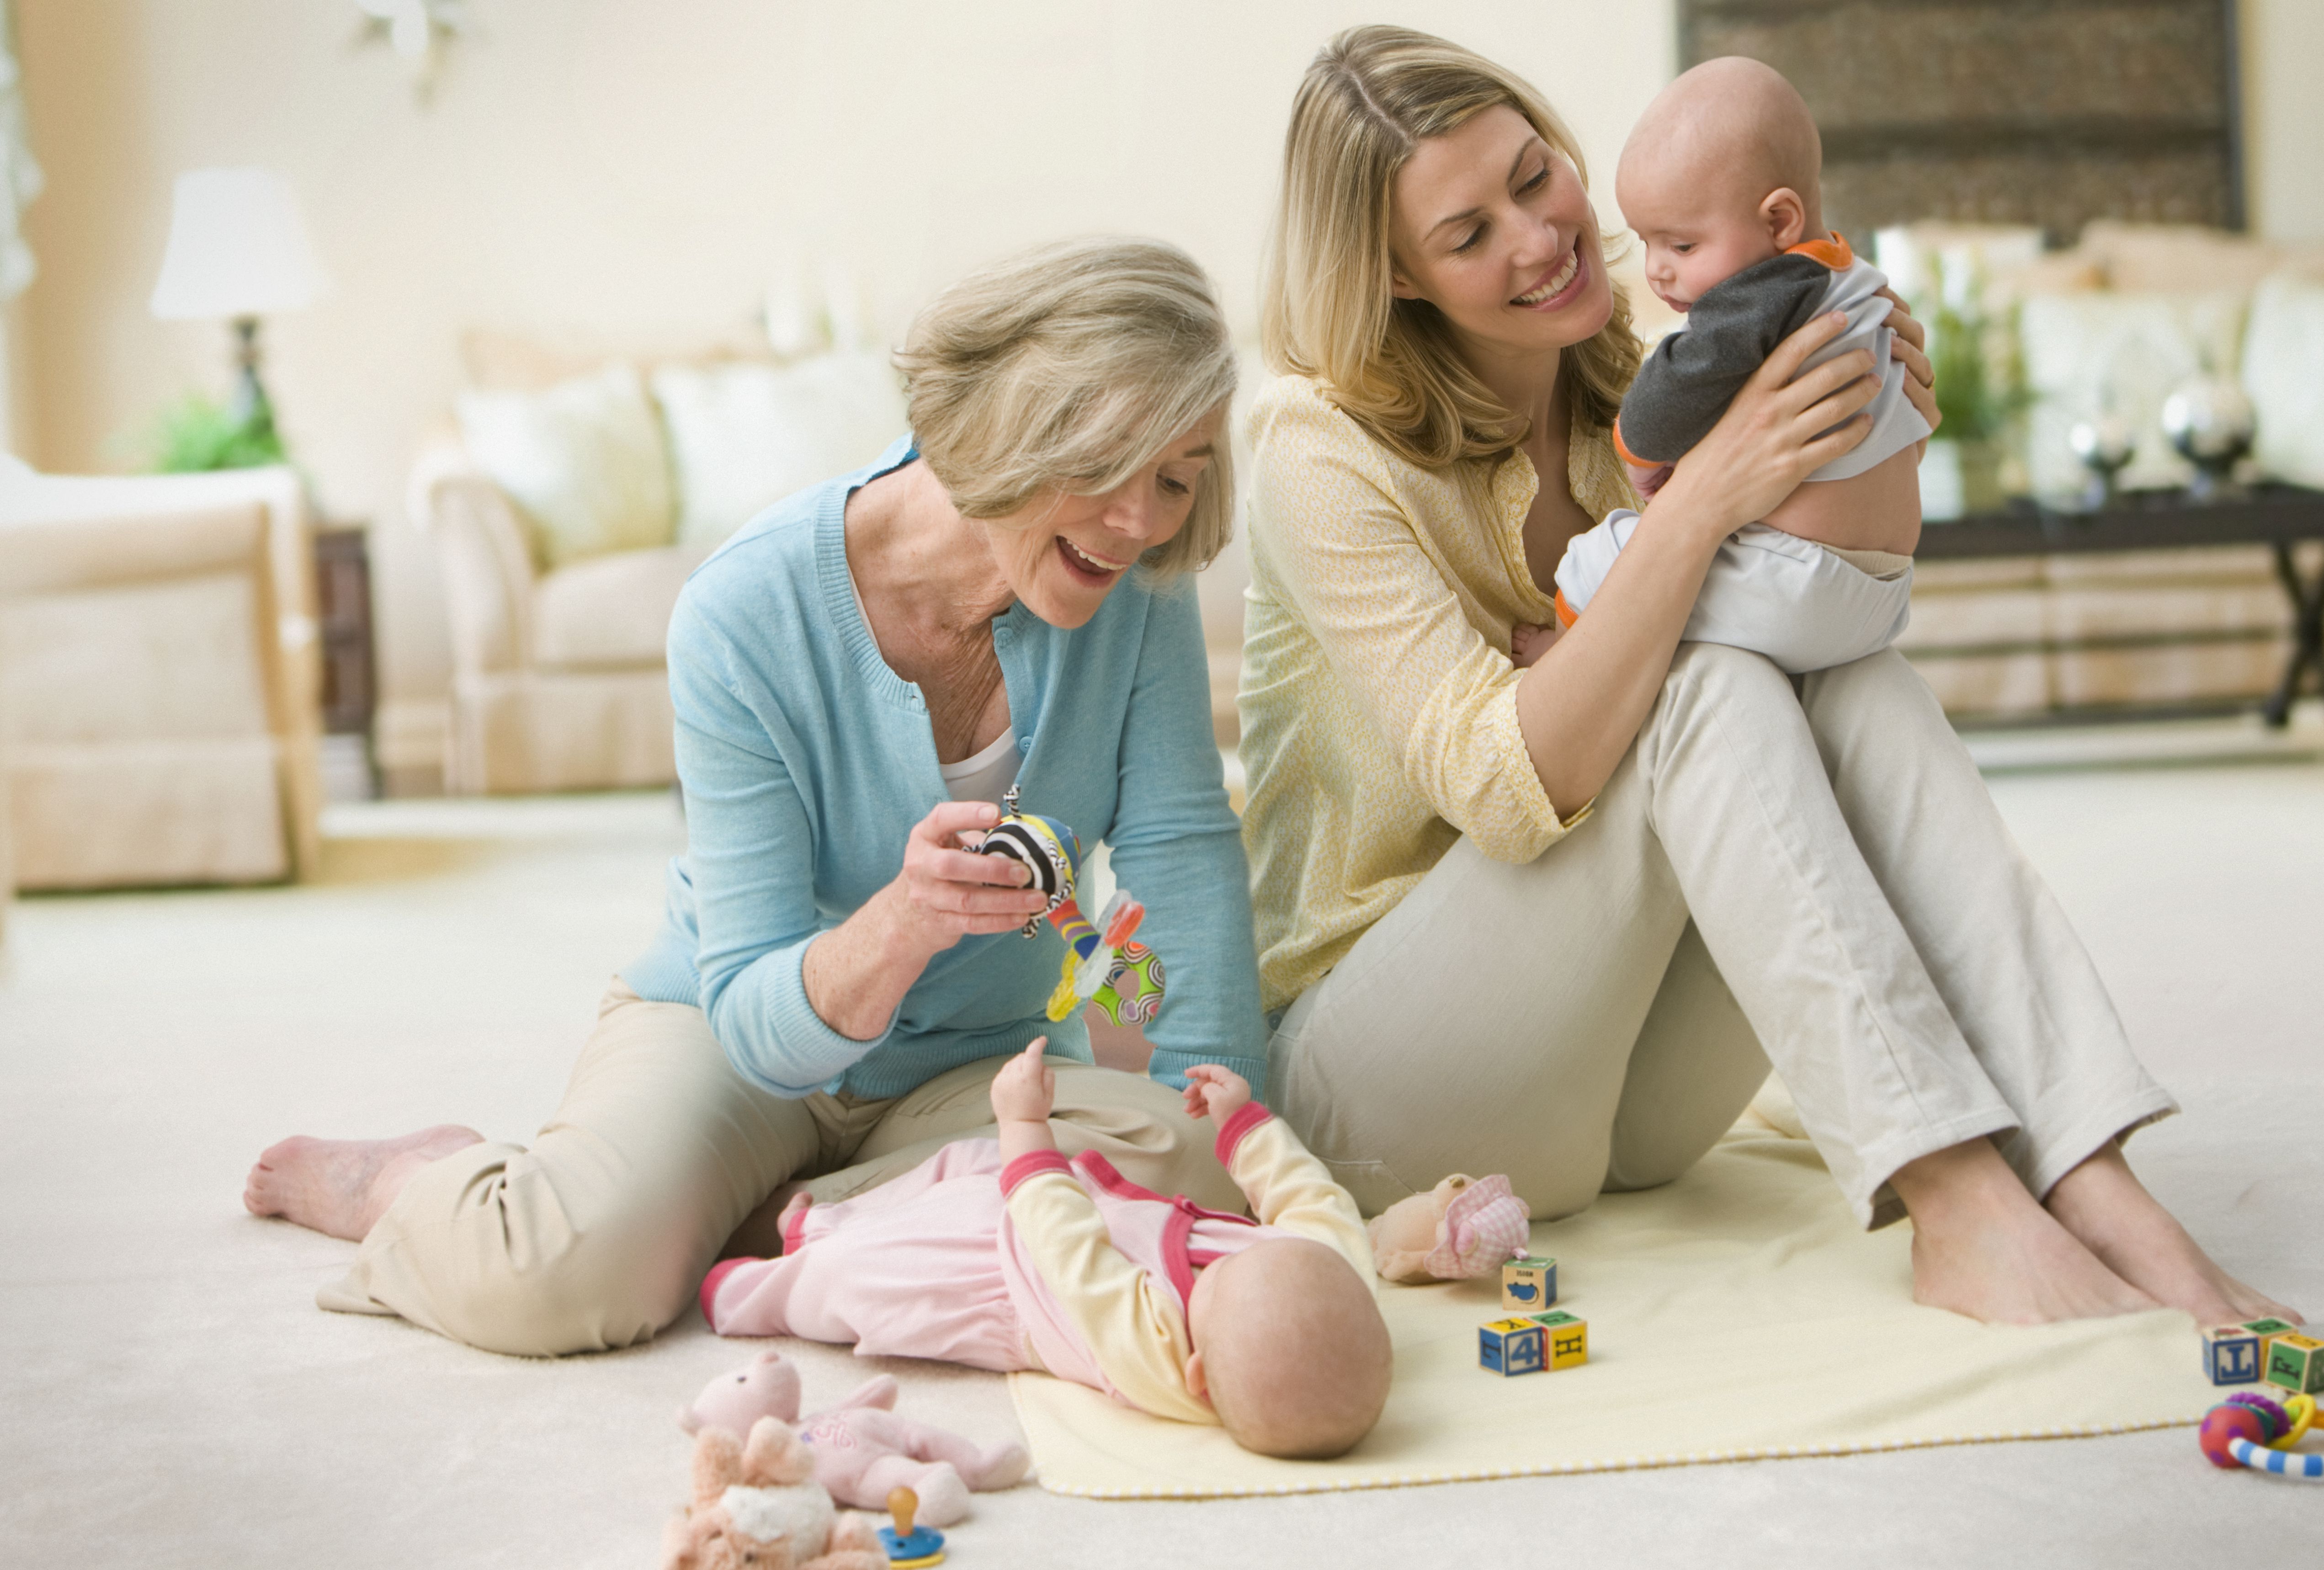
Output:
[{"xmin": 895, "ymin": 236, "xmax": 1238, "ymax": 576}]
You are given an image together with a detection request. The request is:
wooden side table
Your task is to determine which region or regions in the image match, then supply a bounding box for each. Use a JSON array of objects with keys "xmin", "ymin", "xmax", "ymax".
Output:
[
  {"xmin": 1918, "ymin": 485, "xmax": 2324, "ymax": 727},
  {"xmin": 312, "ymin": 524, "xmax": 380, "ymax": 794}
]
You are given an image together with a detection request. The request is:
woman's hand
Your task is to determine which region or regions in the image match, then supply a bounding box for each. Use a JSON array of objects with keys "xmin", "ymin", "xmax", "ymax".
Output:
[
  {"xmin": 1181, "ymin": 1063, "xmax": 1252, "ymax": 1125},
  {"xmin": 992, "ymin": 1038, "xmax": 1060, "ymax": 1162},
  {"xmin": 879, "ymin": 800, "xmax": 1050, "ymax": 959},
  {"xmin": 801, "ymin": 801, "xmax": 1049, "ymax": 1042},
  {"xmin": 1877, "ymin": 287, "xmax": 1941, "ymax": 438},
  {"xmin": 1654, "ymin": 310, "xmax": 1883, "ymax": 538}
]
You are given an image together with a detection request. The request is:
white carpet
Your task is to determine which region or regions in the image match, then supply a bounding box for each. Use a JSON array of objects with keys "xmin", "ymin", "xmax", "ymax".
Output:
[{"xmin": 4, "ymin": 747, "xmax": 2322, "ymax": 1569}]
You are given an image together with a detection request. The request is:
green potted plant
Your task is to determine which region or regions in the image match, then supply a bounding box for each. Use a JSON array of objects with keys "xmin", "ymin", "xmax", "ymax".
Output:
[{"xmin": 1919, "ymin": 252, "xmax": 2029, "ymax": 519}]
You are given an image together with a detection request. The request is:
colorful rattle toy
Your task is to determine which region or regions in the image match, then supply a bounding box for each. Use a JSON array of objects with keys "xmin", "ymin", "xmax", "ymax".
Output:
[
  {"xmin": 973, "ymin": 786, "xmax": 1165, "ymax": 1026},
  {"xmin": 2198, "ymin": 1389, "xmax": 2324, "ymax": 1480},
  {"xmin": 879, "ymin": 1485, "xmax": 947, "ymax": 1566}
]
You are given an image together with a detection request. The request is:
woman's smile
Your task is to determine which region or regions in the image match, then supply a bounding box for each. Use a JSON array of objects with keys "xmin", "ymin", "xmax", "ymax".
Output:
[
  {"xmin": 1056, "ymin": 534, "xmax": 1132, "ymax": 585},
  {"xmin": 1510, "ymin": 239, "xmax": 1585, "ymax": 310}
]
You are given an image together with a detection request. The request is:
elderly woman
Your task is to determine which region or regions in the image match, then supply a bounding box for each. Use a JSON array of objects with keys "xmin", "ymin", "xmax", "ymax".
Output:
[
  {"xmin": 246, "ymin": 239, "xmax": 1265, "ymax": 1356},
  {"xmin": 1241, "ymin": 27, "xmax": 2292, "ymax": 1327}
]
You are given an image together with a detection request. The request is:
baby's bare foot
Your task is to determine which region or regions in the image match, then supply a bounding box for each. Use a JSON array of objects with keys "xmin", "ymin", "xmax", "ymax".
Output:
[
  {"xmin": 1511, "ymin": 622, "xmax": 1557, "ymax": 670},
  {"xmin": 2045, "ymin": 1147, "xmax": 2303, "ymax": 1327},
  {"xmin": 1895, "ymin": 1139, "xmax": 2157, "ymax": 1325},
  {"xmin": 243, "ymin": 1125, "xmax": 482, "ymax": 1241}
]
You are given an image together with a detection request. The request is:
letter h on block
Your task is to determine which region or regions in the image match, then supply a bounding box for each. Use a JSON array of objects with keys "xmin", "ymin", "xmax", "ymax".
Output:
[{"xmin": 1479, "ymin": 1318, "xmax": 1547, "ymax": 1377}]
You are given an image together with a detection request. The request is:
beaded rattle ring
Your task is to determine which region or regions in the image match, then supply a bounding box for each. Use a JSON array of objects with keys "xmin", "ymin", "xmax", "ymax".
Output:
[
  {"xmin": 2199, "ymin": 1390, "xmax": 2323, "ymax": 1480},
  {"xmin": 972, "ymin": 786, "xmax": 1167, "ymax": 1026}
]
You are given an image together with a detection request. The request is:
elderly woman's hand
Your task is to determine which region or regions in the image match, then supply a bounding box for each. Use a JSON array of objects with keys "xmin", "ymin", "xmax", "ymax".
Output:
[{"xmin": 881, "ymin": 800, "xmax": 1052, "ymax": 958}]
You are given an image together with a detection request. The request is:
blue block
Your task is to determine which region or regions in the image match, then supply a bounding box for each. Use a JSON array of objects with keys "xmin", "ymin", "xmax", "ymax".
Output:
[
  {"xmin": 2202, "ymin": 1325, "xmax": 2263, "ymax": 1386},
  {"xmin": 1479, "ymin": 1317, "xmax": 1546, "ymax": 1376}
]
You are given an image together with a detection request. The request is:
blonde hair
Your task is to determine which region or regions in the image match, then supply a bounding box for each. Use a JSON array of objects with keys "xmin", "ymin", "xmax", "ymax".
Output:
[
  {"xmin": 1260, "ymin": 25, "xmax": 1641, "ymax": 471},
  {"xmin": 895, "ymin": 236, "xmax": 1237, "ymax": 576}
]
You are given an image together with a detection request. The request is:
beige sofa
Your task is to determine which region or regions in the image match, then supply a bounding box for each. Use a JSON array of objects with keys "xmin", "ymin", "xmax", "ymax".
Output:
[
  {"xmin": 411, "ymin": 440, "xmax": 707, "ymax": 795},
  {"xmin": 0, "ymin": 463, "xmax": 324, "ymax": 890},
  {"xmin": 415, "ymin": 346, "xmax": 908, "ymax": 794}
]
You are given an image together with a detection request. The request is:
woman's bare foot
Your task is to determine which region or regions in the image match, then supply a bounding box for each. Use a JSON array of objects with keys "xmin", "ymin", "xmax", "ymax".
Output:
[
  {"xmin": 243, "ymin": 1125, "xmax": 483, "ymax": 1241},
  {"xmin": 2044, "ymin": 1144, "xmax": 2303, "ymax": 1327},
  {"xmin": 1892, "ymin": 1139, "xmax": 2158, "ymax": 1325}
]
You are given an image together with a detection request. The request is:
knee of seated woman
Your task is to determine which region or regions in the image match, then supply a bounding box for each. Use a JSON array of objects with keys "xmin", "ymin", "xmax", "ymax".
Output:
[{"xmin": 422, "ymin": 1215, "xmax": 707, "ymax": 1356}]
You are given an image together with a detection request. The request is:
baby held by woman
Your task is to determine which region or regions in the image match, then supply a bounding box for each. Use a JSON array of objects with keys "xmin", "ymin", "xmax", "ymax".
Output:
[
  {"xmin": 701, "ymin": 1042, "xmax": 1391, "ymax": 1460},
  {"xmin": 1516, "ymin": 57, "xmax": 1930, "ymax": 675}
]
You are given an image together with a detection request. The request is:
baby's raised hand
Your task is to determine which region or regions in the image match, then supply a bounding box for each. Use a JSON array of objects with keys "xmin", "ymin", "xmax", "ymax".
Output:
[
  {"xmin": 990, "ymin": 1037, "xmax": 1056, "ymax": 1126},
  {"xmin": 1180, "ymin": 1063, "xmax": 1251, "ymax": 1125}
]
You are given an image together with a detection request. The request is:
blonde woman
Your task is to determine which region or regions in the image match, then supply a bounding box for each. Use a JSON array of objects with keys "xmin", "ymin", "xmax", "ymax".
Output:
[
  {"xmin": 245, "ymin": 239, "xmax": 1268, "ymax": 1356},
  {"xmin": 1242, "ymin": 27, "xmax": 2292, "ymax": 1327}
]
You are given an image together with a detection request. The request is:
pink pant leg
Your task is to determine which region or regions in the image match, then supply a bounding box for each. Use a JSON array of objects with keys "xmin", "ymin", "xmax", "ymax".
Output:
[
  {"xmin": 792, "ymin": 1138, "xmax": 1002, "ymax": 1252},
  {"xmin": 706, "ymin": 1152, "xmax": 1026, "ymax": 1373}
]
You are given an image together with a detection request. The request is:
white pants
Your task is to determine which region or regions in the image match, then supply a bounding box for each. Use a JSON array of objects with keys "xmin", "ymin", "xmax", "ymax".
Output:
[
  {"xmin": 1556, "ymin": 511, "xmax": 1914, "ymax": 675},
  {"xmin": 1267, "ymin": 643, "xmax": 2175, "ymax": 1228}
]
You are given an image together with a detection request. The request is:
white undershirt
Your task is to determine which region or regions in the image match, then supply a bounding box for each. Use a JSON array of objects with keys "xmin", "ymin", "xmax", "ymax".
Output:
[{"xmin": 848, "ymin": 559, "xmax": 1020, "ymax": 806}]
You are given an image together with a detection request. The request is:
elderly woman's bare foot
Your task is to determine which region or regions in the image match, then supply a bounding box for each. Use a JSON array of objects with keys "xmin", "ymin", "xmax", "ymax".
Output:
[
  {"xmin": 2044, "ymin": 1145, "xmax": 2303, "ymax": 1328},
  {"xmin": 243, "ymin": 1125, "xmax": 483, "ymax": 1241},
  {"xmin": 1893, "ymin": 1139, "xmax": 2158, "ymax": 1324}
]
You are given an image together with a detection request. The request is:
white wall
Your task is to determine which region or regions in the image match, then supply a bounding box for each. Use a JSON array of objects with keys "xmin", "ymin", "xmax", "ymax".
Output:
[
  {"xmin": 13, "ymin": 0, "xmax": 1675, "ymax": 760},
  {"xmin": 15, "ymin": 0, "xmax": 2313, "ymax": 768}
]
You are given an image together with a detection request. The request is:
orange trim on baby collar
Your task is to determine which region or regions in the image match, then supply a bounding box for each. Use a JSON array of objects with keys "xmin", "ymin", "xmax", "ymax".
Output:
[{"xmin": 1785, "ymin": 234, "xmax": 1855, "ymax": 270}]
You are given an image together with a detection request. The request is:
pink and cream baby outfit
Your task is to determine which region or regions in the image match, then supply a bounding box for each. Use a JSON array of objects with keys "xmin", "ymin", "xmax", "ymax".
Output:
[{"xmin": 700, "ymin": 1104, "xmax": 1373, "ymax": 1426}]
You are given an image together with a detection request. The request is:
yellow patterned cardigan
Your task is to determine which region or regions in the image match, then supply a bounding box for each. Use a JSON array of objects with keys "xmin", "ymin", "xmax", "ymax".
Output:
[{"xmin": 1236, "ymin": 373, "xmax": 1640, "ymax": 1013}]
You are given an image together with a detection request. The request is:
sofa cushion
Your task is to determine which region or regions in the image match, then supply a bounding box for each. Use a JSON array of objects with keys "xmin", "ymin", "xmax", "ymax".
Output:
[
  {"xmin": 1, "ymin": 573, "xmax": 270, "ymax": 742},
  {"xmin": 2243, "ymin": 274, "xmax": 2324, "ymax": 489},
  {"xmin": 530, "ymin": 544, "xmax": 707, "ymax": 672},
  {"xmin": 651, "ymin": 354, "xmax": 908, "ymax": 548},
  {"xmin": 457, "ymin": 363, "xmax": 676, "ymax": 571}
]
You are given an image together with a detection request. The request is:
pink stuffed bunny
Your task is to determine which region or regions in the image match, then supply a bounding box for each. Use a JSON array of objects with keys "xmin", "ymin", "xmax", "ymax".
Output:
[
  {"xmin": 1366, "ymin": 1173, "xmax": 1532, "ymax": 1283},
  {"xmin": 679, "ymin": 1351, "xmax": 1029, "ymax": 1527}
]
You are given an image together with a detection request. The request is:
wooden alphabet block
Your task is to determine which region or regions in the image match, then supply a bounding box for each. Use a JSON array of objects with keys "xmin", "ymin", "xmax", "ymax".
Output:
[
  {"xmin": 1500, "ymin": 1255, "xmax": 1558, "ymax": 1312},
  {"xmin": 1529, "ymin": 1309, "xmax": 1589, "ymax": 1370},
  {"xmin": 1478, "ymin": 1317, "xmax": 1546, "ymax": 1376},
  {"xmin": 2262, "ymin": 1332, "xmax": 2324, "ymax": 1395},
  {"xmin": 2201, "ymin": 1324, "xmax": 2263, "ymax": 1385}
]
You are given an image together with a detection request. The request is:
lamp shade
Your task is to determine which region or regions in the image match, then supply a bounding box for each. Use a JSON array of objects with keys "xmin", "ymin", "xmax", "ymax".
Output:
[{"xmin": 149, "ymin": 168, "xmax": 331, "ymax": 321}]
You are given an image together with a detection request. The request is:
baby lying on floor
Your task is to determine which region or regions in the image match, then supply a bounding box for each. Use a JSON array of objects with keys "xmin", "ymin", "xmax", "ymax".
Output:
[
  {"xmin": 702, "ymin": 1041, "xmax": 1391, "ymax": 1461},
  {"xmin": 1515, "ymin": 56, "xmax": 1930, "ymax": 676}
]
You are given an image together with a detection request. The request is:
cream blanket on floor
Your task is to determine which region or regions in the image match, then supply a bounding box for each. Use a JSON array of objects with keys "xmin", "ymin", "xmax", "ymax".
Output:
[{"xmin": 1009, "ymin": 1128, "xmax": 2213, "ymax": 1497}]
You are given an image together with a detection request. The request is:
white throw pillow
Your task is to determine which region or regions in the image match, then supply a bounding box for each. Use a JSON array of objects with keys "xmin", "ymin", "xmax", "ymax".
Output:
[
  {"xmin": 2243, "ymin": 273, "xmax": 2324, "ymax": 489},
  {"xmin": 2018, "ymin": 291, "xmax": 2248, "ymax": 499},
  {"xmin": 652, "ymin": 355, "xmax": 909, "ymax": 548},
  {"xmin": 456, "ymin": 363, "xmax": 676, "ymax": 571}
]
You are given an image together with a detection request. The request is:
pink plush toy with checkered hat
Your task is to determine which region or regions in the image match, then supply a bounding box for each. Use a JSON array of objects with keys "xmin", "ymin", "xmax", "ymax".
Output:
[
  {"xmin": 1365, "ymin": 1173, "xmax": 1533, "ymax": 1283},
  {"xmin": 679, "ymin": 1350, "xmax": 1029, "ymax": 1527}
]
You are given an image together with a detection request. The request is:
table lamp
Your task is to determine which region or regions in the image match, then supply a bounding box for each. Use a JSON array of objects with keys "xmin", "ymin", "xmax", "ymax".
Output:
[{"xmin": 148, "ymin": 167, "xmax": 331, "ymax": 448}]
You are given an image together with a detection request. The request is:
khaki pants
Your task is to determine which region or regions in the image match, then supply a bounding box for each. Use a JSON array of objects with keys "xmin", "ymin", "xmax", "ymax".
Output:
[
  {"xmin": 321, "ymin": 987, "xmax": 1235, "ymax": 1356},
  {"xmin": 1270, "ymin": 643, "xmax": 2175, "ymax": 1228}
]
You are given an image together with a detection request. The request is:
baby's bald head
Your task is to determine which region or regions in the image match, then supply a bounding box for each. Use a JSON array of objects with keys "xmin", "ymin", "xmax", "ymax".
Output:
[
  {"xmin": 1189, "ymin": 1238, "xmax": 1390, "ymax": 1460},
  {"xmin": 1621, "ymin": 57, "xmax": 1824, "ymax": 238}
]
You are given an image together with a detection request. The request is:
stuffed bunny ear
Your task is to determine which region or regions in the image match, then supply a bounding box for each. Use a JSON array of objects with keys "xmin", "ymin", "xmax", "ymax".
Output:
[
  {"xmin": 690, "ymin": 1426, "xmax": 745, "ymax": 1505},
  {"xmin": 1419, "ymin": 1173, "xmax": 1532, "ymax": 1279},
  {"xmin": 741, "ymin": 1416, "xmax": 814, "ymax": 1485},
  {"xmin": 677, "ymin": 1405, "xmax": 702, "ymax": 1436}
]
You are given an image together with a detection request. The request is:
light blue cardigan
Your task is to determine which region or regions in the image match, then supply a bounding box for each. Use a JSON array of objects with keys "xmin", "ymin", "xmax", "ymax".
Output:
[{"xmin": 622, "ymin": 438, "xmax": 1269, "ymax": 1100}]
